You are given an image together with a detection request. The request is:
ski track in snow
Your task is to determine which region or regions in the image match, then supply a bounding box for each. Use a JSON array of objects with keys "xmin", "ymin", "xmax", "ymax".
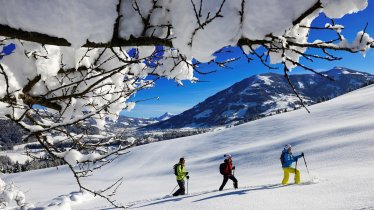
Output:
[
  {"xmin": 127, "ymin": 180, "xmax": 321, "ymax": 208},
  {"xmin": 80, "ymin": 181, "xmax": 322, "ymax": 210}
]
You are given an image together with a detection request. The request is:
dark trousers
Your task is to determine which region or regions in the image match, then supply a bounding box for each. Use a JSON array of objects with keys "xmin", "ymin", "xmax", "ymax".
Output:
[
  {"xmin": 219, "ymin": 174, "xmax": 238, "ymax": 191},
  {"xmin": 173, "ymin": 180, "xmax": 185, "ymax": 196}
]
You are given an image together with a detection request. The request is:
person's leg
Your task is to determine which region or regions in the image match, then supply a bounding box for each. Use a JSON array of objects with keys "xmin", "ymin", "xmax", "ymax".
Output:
[
  {"xmin": 294, "ymin": 168, "xmax": 301, "ymax": 184},
  {"xmin": 229, "ymin": 175, "xmax": 238, "ymax": 189},
  {"xmin": 173, "ymin": 183, "xmax": 180, "ymax": 196},
  {"xmin": 173, "ymin": 182, "xmax": 181, "ymax": 196},
  {"xmin": 282, "ymin": 168, "xmax": 301, "ymax": 184},
  {"xmin": 219, "ymin": 175, "xmax": 229, "ymax": 191},
  {"xmin": 173, "ymin": 180, "xmax": 185, "ymax": 196},
  {"xmin": 179, "ymin": 180, "xmax": 186, "ymax": 195},
  {"xmin": 282, "ymin": 168, "xmax": 291, "ymax": 185}
]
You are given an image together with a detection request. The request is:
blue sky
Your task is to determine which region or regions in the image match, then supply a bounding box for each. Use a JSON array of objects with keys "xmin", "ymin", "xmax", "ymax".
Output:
[{"xmin": 123, "ymin": 3, "xmax": 374, "ymax": 118}]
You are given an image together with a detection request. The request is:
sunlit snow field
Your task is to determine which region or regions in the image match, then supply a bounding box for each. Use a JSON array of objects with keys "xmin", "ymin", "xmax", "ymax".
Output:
[{"xmin": 4, "ymin": 85, "xmax": 374, "ymax": 210}]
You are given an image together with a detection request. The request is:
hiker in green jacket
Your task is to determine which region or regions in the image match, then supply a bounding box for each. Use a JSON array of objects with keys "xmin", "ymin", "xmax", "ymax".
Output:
[{"xmin": 173, "ymin": 157, "xmax": 189, "ymax": 196}]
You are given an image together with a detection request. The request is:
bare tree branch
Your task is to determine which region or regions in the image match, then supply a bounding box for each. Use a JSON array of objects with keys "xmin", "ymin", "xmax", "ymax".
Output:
[{"xmin": 292, "ymin": 0, "xmax": 323, "ymax": 26}]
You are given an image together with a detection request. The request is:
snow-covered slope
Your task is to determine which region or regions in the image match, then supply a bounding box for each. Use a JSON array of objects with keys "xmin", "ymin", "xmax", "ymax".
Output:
[
  {"xmin": 4, "ymin": 85, "xmax": 374, "ymax": 210},
  {"xmin": 145, "ymin": 67, "xmax": 374, "ymax": 129}
]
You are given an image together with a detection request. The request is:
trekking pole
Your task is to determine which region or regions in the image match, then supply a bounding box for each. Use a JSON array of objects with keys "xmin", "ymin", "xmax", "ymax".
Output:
[
  {"xmin": 232, "ymin": 159, "xmax": 236, "ymax": 176},
  {"xmin": 169, "ymin": 184, "xmax": 178, "ymax": 196},
  {"xmin": 187, "ymin": 178, "xmax": 189, "ymax": 195},
  {"xmin": 303, "ymin": 155, "xmax": 311, "ymax": 180},
  {"xmin": 232, "ymin": 168, "xmax": 236, "ymax": 189},
  {"xmin": 294, "ymin": 159, "xmax": 298, "ymax": 183}
]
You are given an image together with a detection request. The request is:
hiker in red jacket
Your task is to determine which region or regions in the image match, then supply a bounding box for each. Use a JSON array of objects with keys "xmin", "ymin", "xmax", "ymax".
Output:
[{"xmin": 219, "ymin": 154, "xmax": 238, "ymax": 191}]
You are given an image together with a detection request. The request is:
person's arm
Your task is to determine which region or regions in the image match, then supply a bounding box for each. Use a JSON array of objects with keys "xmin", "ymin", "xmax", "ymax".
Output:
[
  {"xmin": 295, "ymin": 152, "xmax": 304, "ymax": 160},
  {"xmin": 183, "ymin": 167, "xmax": 189, "ymax": 179}
]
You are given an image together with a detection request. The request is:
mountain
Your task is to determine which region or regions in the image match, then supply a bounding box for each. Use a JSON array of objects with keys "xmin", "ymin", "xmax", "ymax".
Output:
[
  {"xmin": 110, "ymin": 115, "xmax": 159, "ymax": 129},
  {"xmin": 5, "ymin": 81, "xmax": 374, "ymax": 210},
  {"xmin": 109, "ymin": 112, "xmax": 175, "ymax": 128},
  {"xmin": 153, "ymin": 112, "xmax": 175, "ymax": 121},
  {"xmin": 144, "ymin": 67, "xmax": 374, "ymax": 129},
  {"xmin": 0, "ymin": 112, "xmax": 170, "ymax": 149}
]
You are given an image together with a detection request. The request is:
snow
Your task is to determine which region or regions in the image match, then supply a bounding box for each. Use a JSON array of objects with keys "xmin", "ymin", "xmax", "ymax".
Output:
[
  {"xmin": 0, "ymin": 0, "xmax": 118, "ymax": 48},
  {"xmin": 126, "ymin": 137, "xmax": 136, "ymax": 144},
  {"xmin": 155, "ymin": 112, "xmax": 175, "ymax": 121},
  {"xmin": 221, "ymin": 103, "xmax": 256, "ymax": 119},
  {"xmin": 262, "ymin": 94, "xmax": 308, "ymax": 115},
  {"xmin": 34, "ymin": 46, "xmax": 61, "ymax": 81},
  {"xmin": 239, "ymin": 86, "xmax": 253, "ymax": 95},
  {"xmin": 0, "ymin": 181, "xmax": 30, "ymax": 209},
  {"xmin": 325, "ymin": 23, "xmax": 344, "ymax": 33},
  {"xmin": 221, "ymin": 109, "xmax": 236, "ymax": 119},
  {"xmin": 194, "ymin": 109, "xmax": 213, "ymax": 119},
  {"xmin": 298, "ymin": 81, "xmax": 305, "ymax": 89},
  {"xmin": 0, "ymin": 152, "xmax": 31, "ymax": 165},
  {"xmin": 0, "ymin": 0, "xmax": 370, "ymax": 63},
  {"xmin": 53, "ymin": 149, "xmax": 102, "ymax": 166},
  {"xmin": 322, "ymin": 0, "xmax": 368, "ymax": 19},
  {"xmin": 257, "ymin": 75, "xmax": 274, "ymax": 85},
  {"xmin": 339, "ymin": 32, "xmax": 374, "ymax": 56},
  {"xmin": 37, "ymin": 191, "xmax": 93, "ymax": 210},
  {"xmin": 350, "ymin": 72, "xmax": 365, "ymax": 75},
  {"xmin": 2, "ymin": 84, "xmax": 374, "ymax": 209},
  {"xmin": 235, "ymin": 108, "xmax": 247, "ymax": 118},
  {"xmin": 0, "ymin": 144, "xmax": 32, "ymax": 164},
  {"xmin": 126, "ymin": 102, "xmax": 136, "ymax": 112}
]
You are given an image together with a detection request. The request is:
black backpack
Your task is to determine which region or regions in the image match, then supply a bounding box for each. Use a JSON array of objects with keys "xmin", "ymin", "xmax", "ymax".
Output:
[
  {"xmin": 280, "ymin": 152, "xmax": 285, "ymax": 166},
  {"xmin": 173, "ymin": 163, "xmax": 179, "ymax": 175},
  {"xmin": 219, "ymin": 162, "xmax": 226, "ymax": 175}
]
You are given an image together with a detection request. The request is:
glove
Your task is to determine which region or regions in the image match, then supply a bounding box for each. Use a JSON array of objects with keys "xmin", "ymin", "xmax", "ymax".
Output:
[
  {"xmin": 186, "ymin": 176, "xmax": 190, "ymax": 179},
  {"xmin": 301, "ymin": 152, "xmax": 304, "ymax": 157},
  {"xmin": 185, "ymin": 172, "xmax": 189, "ymax": 176},
  {"xmin": 232, "ymin": 166, "xmax": 236, "ymax": 170}
]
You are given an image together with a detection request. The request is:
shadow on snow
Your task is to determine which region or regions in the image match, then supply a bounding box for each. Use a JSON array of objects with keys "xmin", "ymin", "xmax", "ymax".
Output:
[{"xmin": 129, "ymin": 183, "xmax": 295, "ymax": 208}]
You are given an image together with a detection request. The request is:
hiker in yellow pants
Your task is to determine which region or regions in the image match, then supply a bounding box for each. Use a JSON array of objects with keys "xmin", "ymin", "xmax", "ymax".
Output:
[{"xmin": 280, "ymin": 144, "xmax": 304, "ymax": 185}]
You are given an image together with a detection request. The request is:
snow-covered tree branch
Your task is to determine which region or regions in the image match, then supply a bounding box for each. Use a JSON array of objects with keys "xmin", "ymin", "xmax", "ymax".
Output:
[{"xmin": 0, "ymin": 0, "xmax": 373, "ymax": 208}]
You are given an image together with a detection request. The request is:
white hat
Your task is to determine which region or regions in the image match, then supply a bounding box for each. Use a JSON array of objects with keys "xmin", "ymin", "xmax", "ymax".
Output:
[
  {"xmin": 284, "ymin": 144, "xmax": 292, "ymax": 150},
  {"xmin": 224, "ymin": 154, "xmax": 232, "ymax": 159}
]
